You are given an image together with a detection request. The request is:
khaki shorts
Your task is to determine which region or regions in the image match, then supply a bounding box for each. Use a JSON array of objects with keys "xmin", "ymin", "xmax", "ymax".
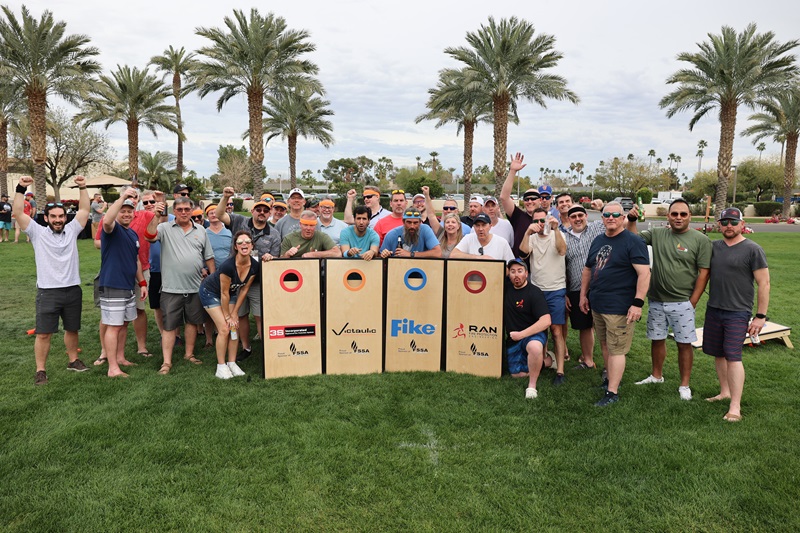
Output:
[
  {"xmin": 134, "ymin": 269, "xmax": 150, "ymax": 311},
  {"xmin": 592, "ymin": 311, "xmax": 635, "ymax": 356}
]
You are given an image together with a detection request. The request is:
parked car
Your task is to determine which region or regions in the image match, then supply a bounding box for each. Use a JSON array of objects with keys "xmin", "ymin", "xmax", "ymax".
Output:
[
  {"xmin": 579, "ymin": 196, "xmax": 591, "ymax": 203},
  {"xmin": 612, "ymin": 197, "xmax": 635, "ymax": 211},
  {"xmin": 651, "ymin": 199, "xmax": 663, "ymax": 204}
]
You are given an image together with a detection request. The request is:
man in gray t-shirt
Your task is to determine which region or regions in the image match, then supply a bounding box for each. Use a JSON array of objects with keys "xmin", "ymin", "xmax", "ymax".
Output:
[{"xmin": 90, "ymin": 193, "xmax": 105, "ymax": 236}]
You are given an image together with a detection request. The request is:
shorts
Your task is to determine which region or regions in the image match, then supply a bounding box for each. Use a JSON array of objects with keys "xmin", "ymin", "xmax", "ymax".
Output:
[
  {"xmin": 236, "ymin": 282, "xmax": 262, "ymax": 318},
  {"xmin": 134, "ymin": 269, "xmax": 150, "ymax": 311},
  {"xmin": 148, "ymin": 272, "xmax": 162, "ymax": 309},
  {"xmin": 592, "ymin": 312, "xmax": 635, "ymax": 356},
  {"xmin": 0, "ymin": 221, "xmax": 11, "ymax": 230},
  {"xmin": 567, "ymin": 291, "xmax": 593, "ymax": 330},
  {"xmin": 99, "ymin": 287, "xmax": 137, "ymax": 326},
  {"xmin": 702, "ymin": 306, "xmax": 750, "ymax": 362},
  {"xmin": 506, "ymin": 332, "xmax": 548, "ymax": 374},
  {"xmin": 161, "ymin": 291, "xmax": 205, "ymax": 331},
  {"xmin": 35, "ymin": 286, "xmax": 82, "ymax": 334},
  {"xmin": 646, "ymin": 300, "xmax": 697, "ymax": 343},
  {"xmin": 199, "ymin": 283, "xmax": 221, "ymax": 309},
  {"xmin": 542, "ymin": 288, "xmax": 567, "ymax": 325}
]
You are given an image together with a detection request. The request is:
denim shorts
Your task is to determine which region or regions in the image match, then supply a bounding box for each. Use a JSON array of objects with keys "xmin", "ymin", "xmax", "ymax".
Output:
[
  {"xmin": 506, "ymin": 332, "xmax": 548, "ymax": 374},
  {"xmin": 199, "ymin": 283, "xmax": 221, "ymax": 309},
  {"xmin": 543, "ymin": 288, "xmax": 567, "ymax": 325}
]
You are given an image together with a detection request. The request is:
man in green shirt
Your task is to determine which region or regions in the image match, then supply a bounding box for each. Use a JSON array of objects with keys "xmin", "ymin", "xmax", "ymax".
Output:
[
  {"xmin": 280, "ymin": 210, "xmax": 342, "ymax": 259},
  {"xmin": 628, "ymin": 198, "xmax": 711, "ymax": 400}
]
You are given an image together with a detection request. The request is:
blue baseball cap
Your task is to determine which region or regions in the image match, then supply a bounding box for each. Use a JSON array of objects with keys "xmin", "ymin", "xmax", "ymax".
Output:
[
  {"xmin": 507, "ymin": 258, "xmax": 528, "ymax": 270},
  {"xmin": 538, "ymin": 185, "xmax": 553, "ymax": 197}
]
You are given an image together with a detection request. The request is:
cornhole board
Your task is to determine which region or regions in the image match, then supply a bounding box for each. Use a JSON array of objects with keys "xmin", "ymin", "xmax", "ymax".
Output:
[
  {"xmin": 324, "ymin": 259, "xmax": 384, "ymax": 374},
  {"xmin": 262, "ymin": 260, "xmax": 322, "ymax": 378},
  {"xmin": 384, "ymin": 259, "xmax": 445, "ymax": 372},
  {"xmin": 444, "ymin": 259, "xmax": 504, "ymax": 377},
  {"xmin": 687, "ymin": 321, "xmax": 793, "ymax": 349}
]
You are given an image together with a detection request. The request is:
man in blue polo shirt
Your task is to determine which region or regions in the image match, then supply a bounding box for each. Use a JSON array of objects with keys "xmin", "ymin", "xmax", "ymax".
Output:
[{"xmin": 379, "ymin": 208, "xmax": 442, "ymax": 258}]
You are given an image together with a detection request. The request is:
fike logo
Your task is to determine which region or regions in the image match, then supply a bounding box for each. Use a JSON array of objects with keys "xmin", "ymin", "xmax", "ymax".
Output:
[{"xmin": 391, "ymin": 318, "xmax": 435, "ymax": 337}]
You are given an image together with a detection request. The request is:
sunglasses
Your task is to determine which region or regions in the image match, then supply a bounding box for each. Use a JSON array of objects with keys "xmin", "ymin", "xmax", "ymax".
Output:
[
  {"xmin": 523, "ymin": 197, "xmax": 538, "ymax": 202},
  {"xmin": 533, "ymin": 218, "xmax": 546, "ymax": 224},
  {"xmin": 192, "ymin": 215, "xmax": 204, "ymax": 221},
  {"xmin": 236, "ymin": 239, "xmax": 252, "ymax": 245},
  {"xmin": 362, "ymin": 196, "xmax": 377, "ymax": 201},
  {"xmin": 540, "ymin": 195, "xmax": 551, "ymax": 200},
  {"xmin": 227, "ymin": 203, "xmax": 234, "ymax": 207},
  {"xmin": 253, "ymin": 207, "xmax": 269, "ymax": 213},
  {"xmin": 442, "ymin": 206, "xmax": 457, "ymax": 211},
  {"xmin": 719, "ymin": 219, "xmax": 741, "ymax": 226},
  {"xmin": 142, "ymin": 200, "xmax": 156, "ymax": 205},
  {"xmin": 670, "ymin": 212, "xmax": 690, "ymax": 217},
  {"xmin": 478, "ymin": 247, "xmax": 484, "ymax": 256},
  {"xmin": 46, "ymin": 202, "xmax": 64, "ymax": 208},
  {"xmin": 405, "ymin": 211, "xmax": 421, "ymax": 217},
  {"xmin": 602, "ymin": 212, "xmax": 624, "ymax": 218},
  {"xmin": 569, "ymin": 213, "xmax": 585, "ymax": 219},
  {"xmin": 175, "ymin": 207, "xmax": 192, "ymax": 213},
  {"xmin": 176, "ymin": 192, "xmax": 190, "ymax": 197},
  {"xmin": 392, "ymin": 189, "xmax": 405, "ymax": 195}
]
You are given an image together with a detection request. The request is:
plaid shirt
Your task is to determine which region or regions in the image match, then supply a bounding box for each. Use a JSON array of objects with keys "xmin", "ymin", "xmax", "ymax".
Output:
[{"xmin": 562, "ymin": 220, "xmax": 605, "ymax": 292}]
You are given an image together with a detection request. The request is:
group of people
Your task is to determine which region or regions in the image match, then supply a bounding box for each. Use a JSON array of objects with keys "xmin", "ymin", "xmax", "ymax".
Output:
[{"xmin": 14, "ymin": 157, "xmax": 770, "ymax": 421}]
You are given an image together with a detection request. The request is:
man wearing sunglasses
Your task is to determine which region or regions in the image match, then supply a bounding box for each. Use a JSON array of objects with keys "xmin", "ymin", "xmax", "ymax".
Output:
[
  {"xmin": 318, "ymin": 198, "xmax": 347, "ymax": 244},
  {"xmin": 580, "ymin": 202, "xmax": 650, "ymax": 406},
  {"xmin": 702, "ymin": 208, "xmax": 769, "ymax": 422},
  {"xmin": 373, "ymin": 189, "xmax": 408, "ymax": 246},
  {"xmin": 276, "ymin": 188, "xmax": 319, "ymax": 240},
  {"xmin": 420, "ymin": 187, "xmax": 471, "ymax": 236},
  {"xmin": 344, "ymin": 186, "xmax": 389, "ymax": 229},
  {"xmin": 379, "ymin": 208, "xmax": 441, "ymax": 259},
  {"xmin": 501, "ymin": 152, "xmax": 542, "ymax": 259},
  {"xmin": 14, "ymin": 175, "xmax": 91, "ymax": 385},
  {"xmin": 629, "ymin": 199, "xmax": 712, "ymax": 401},
  {"xmin": 450, "ymin": 213, "xmax": 513, "ymax": 262}
]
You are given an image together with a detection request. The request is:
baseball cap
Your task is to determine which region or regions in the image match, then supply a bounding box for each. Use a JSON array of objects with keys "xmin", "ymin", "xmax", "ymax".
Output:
[
  {"xmin": 288, "ymin": 188, "xmax": 305, "ymax": 199},
  {"xmin": 473, "ymin": 213, "xmax": 491, "ymax": 225},
  {"xmin": 507, "ymin": 258, "xmax": 528, "ymax": 270},
  {"xmin": 403, "ymin": 208, "xmax": 422, "ymax": 220},
  {"xmin": 25, "ymin": 192, "xmax": 34, "ymax": 197},
  {"xmin": 469, "ymin": 196, "xmax": 484, "ymax": 206},
  {"xmin": 484, "ymin": 196, "xmax": 498, "ymax": 205},
  {"xmin": 260, "ymin": 193, "xmax": 274, "ymax": 202},
  {"xmin": 538, "ymin": 185, "xmax": 553, "ymax": 197},
  {"xmin": 719, "ymin": 207, "xmax": 743, "ymax": 221},
  {"xmin": 273, "ymin": 201, "xmax": 287, "ymax": 209},
  {"xmin": 568, "ymin": 205, "xmax": 587, "ymax": 217},
  {"xmin": 251, "ymin": 200, "xmax": 272, "ymax": 210},
  {"xmin": 412, "ymin": 193, "xmax": 425, "ymax": 202},
  {"xmin": 522, "ymin": 190, "xmax": 540, "ymax": 200},
  {"xmin": 173, "ymin": 183, "xmax": 193, "ymax": 194},
  {"xmin": 121, "ymin": 199, "xmax": 137, "ymax": 209}
]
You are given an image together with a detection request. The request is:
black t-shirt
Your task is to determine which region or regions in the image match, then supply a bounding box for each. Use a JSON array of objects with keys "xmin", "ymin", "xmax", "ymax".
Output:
[
  {"xmin": 0, "ymin": 201, "xmax": 11, "ymax": 222},
  {"xmin": 504, "ymin": 281, "xmax": 550, "ymax": 333},
  {"xmin": 461, "ymin": 215, "xmax": 475, "ymax": 228}
]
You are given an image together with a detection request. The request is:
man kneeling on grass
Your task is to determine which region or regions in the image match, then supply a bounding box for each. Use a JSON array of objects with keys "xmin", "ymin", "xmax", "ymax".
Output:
[{"xmin": 503, "ymin": 258, "xmax": 554, "ymax": 399}]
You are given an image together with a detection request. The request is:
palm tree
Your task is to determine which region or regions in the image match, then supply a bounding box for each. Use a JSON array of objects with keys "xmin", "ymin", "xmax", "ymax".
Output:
[
  {"xmin": 139, "ymin": 150, "xmax": 177, "ymax": 191},
  {"xmin": 415, "ymin": 67, "xmax": 497, "ymax": 206},
  {"xmin": 149, "ymin": 46, "xmax": 199, "ymax": 179},
  {"xmin": 195, "ymin": 8, "xmax": 320, "ymax": 197},
  {"xmin": 660, "ymin": 23, "xmax": 799, "ymax": 212},
  {"xmin": 0, "ymin": 6, "xmax": 100, "ymax": 204},
  {"xmin": 445, "ymin": 17, "xmax": 579, "ymax": 196},
  {"xmin": 756, "ymin": 142, "xmax": 766, "ymax": 161},
  {"xmin": 262, "ymin": 86, "xmax": 334, "ymax": 189},
  {"xmin": 0, "ymin": 82, "xmax": 23, "ymax": 197},
  {"xmin": 648, "ymin": 149, "xmax": 656, "ymax": 167},
  {"xmin": 696, "ymin": 139, "xmax": 708, "ymax": 172},
  {"xmin": 76, "ymin": 65, "xmax": 181, "ymax": 182},
  {"xmin": 741, "ymin": 83, "xmax": 800, "ymax": 217}
]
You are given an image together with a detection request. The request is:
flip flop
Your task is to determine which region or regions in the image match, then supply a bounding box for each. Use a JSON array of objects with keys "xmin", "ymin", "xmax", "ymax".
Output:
[
  {"xmin": 706, "ymin": 395, "xmax": 730, "ymax": 403},
  {"xmin": 137, "ymin": 351, "xmax": 154, "ymax": 358},
  {"xmin": 93, "ymin": 356, "xmax": 107, "ymax": 366},
  {"xmin": 574, "ymin": 362, "xmax": 596, "ymax": 370},
  {"xmin": 184, "ymin": 355, "xmax": 203, "ymax": 365},
  {"xmin": 723, "ymin": 413, "xmax": 742, "ymax": 422}
]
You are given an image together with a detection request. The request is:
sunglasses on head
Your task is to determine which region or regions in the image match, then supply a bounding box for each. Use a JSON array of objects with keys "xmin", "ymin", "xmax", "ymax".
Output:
[
  {"xmin": 236, "ymin": 239, "xmax": 252, "ymax": 245},
  {"xmin": 602, "ymin": 212, "xmax": 624, "ymax": 218},
  {"xmin": 720, "ymin": 219, "xmax": 740, "ymax": 226},
  {"xmin": 392, "ymin": 189, "xmax": 404, "ymax": 195},
  {"xmin": 46, "ymin": 202, "xmax": 64, "ymax": 208},
  {"xmin": 142, "ymin": 200, "xmax": 156, "ymax": 205}
]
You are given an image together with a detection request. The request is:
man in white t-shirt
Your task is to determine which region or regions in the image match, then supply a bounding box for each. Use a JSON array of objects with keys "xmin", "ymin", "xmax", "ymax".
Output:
[
  {"xmin": 483, "ymin": 196, "xmax": 514, "ymax": 245},
  {"xmin": 451, "ymin": 213, "xmax": 514, "ymax": 262}
]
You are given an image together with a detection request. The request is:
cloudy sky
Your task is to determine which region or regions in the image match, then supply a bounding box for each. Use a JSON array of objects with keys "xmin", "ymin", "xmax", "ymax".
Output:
[{"xmin": 17, "ymin": 0, "xmax": 800, "ymax": 186}]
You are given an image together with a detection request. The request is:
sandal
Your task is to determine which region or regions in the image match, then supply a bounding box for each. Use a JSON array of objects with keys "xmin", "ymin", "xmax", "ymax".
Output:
[
  {"xmin": 184, "ymin": 355, "xmax": 203, "ymax": 365},
  {"xmin": 93, "ymin": 356, "xmax": 107, "ymax": 366},
  {"xmin": 158, "ymin": 363, "xmax": 172, "ymax": 375},
  {"xmin": 137, "ymin": 350, "xmax": 154, "ymax": 358},
  {"xmin": 723, "ymin": 413, "xmax": 742, "ymax": 422}
]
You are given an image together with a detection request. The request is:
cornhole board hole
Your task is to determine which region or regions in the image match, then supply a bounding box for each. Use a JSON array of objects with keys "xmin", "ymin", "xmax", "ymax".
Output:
[
  {"xmin": 445, "ymin": 260, "xmax": 504, "ymax": 377},
  {"xmin": 384, "ymin": 259, "xmax": 445, "ymax": 372},
  {"xmin": 687, "ymin": 321, "xmax": 793, "ymax": 349},
  {"xmin": 262, "ymin": 260, "xmax": 322, "ymax": 378},
  {"xmin": 324, "ymin": 259, "xmax": 384, "ymax": 375}
]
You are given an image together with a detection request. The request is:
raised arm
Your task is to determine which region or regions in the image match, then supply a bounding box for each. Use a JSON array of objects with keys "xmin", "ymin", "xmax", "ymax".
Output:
[
  {"xmin": 73, "ymin": 176, "xmax": 91, "ymax": 227},
  {"xmin": 11, "ymin": 176, "xmax": 34, "ymax": 231},
  {"xmin": 422, "ymin": 185, "xmax": 442, "ymax": 235},
  {"xmin": 500, "ymin": 152, "xmax": 526, "ymax": 216},
  {"xmin": 216, "ymin": 187, "xmax": 234, "ymax": 226},
  {"xmin": 343, "ymin": 189, "xmax": 357, "ymax": 225}
]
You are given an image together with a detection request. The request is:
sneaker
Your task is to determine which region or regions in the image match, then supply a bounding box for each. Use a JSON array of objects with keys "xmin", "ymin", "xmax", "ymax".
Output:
[
  {"xmin": 227, "ymin": 362, "xmax": 246, "ymax": 377},
  {"xmin": 552, "ymin": 373, "xmax": 566, "ymax": 387},
  {"xmin": 525, "ymin": 387, "xmax": 538, "ymax": 399},
  {"xmin": 635, "ymin": 374, "xmax": 665, "ymax": 385},
  {"xmin": 546, "ymin": 350, "xmax": 558, "ymax": 370},
  {"xmin": 595, "ymin": 391, "xmax": 619, "ymax": 407},
  {"xmin": 236, "ymin": 347, "xmax": 252, "ymax": 362},
  {"xmin": 597, "ymin": 377, "xmax": 609, "ymax": 390},
  {"xmin": 67, "ymin": 359, "xmax": 89, "ymax": 372},
  {"xmin": 254, "ymin": 333, "xmax": 261, "ymax": 341},
  {"xmin": 215, "ymin": 364, "xmax": 233, "ymax": 380},
  {"xmin": 678, "ymin": 386, "xmax": 692, "ymax": 401},
  {"xmin": 34, "ymin": 370, "xmax": 48, "ymax": 386}
]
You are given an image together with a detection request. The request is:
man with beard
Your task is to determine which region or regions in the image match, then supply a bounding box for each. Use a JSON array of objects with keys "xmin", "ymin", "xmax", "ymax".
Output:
[
  {"xmin": 339, "ymin": 205, "xmax": 380, "ymax": 260},
  {"xmin": 216, "ymin": 188, "xmax": 280, "ymax": 358},
  {"xmin": 580, "ymin": 202, "xmax": 650, "ymax": 407},
  {"xmin": 281, "ymin": 210, "xmax": 342, "ymax": 258},
  {"xmin": 450, "ymin": 213, "xmax": 513, "ymax": 262},
  {"xmin": 379, "ymin": 208, "xmax": 442, "ymax": 258},
  {"xmin": 503, "ymin": 258, "xmax": 553, "ymax": 399},
  {"xmin": 373, "ymin": 190, "xmax": 409, "ymax": 245},
  {"xmin": 629, "ymin": 199, "xmax": 712, "ymax": 401},
  {"xmin": 14, "ymin": 175, "xmax": 91, "ymax": 385},
  {"xmin": 461, "ymin": 196, "xmax": 484, "ymax": 228},
  {"xmin": 99, "ymin": 188, "xmax": 148, "ymax": 378}
]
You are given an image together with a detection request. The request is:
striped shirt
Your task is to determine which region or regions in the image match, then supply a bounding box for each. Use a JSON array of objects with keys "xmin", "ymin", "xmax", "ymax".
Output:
[{"xmin": 563, "ymin": 220, "xmax": 605, "ymax": 292}]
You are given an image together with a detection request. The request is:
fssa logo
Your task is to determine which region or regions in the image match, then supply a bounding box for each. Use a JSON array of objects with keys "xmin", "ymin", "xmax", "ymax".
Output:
[
  {"xmin": 347, "ymin": 341, "xmax": 370, "ymax": 354},
  {"xmin": 390, "ymin": 318, "xmax": 435, "ymax": 337}
]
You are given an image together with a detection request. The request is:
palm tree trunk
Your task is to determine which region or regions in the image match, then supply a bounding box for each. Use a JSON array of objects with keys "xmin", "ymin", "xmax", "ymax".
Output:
[
  {"xmin": 462, "ymin": 120, "xmax": 475, "ymax": 216},
  {"xmin": 783, "ymin": 132, "xmax": 797, "ymax": 218},
  {"xmin": 714, "ymin": 101, "xmax": 737, "ymax": 213},
  {"xmin": 173, "ymin": 72, "xmax": 184, "ymax": 179},
  {"xmin": 0, "ymin": 119, "xmax": 7, "ymax": 197},
  {"xmin": 493, "ymin": 94, "xmax": 510, "ymax": 198},
  {"xmin": 247, "ymin": 88, "xmax": 264, "ymax": 198},
  {"xmin": 127, "ymin": 119, "xmax": 139, "ymax": 182},
  {"xmin": 288, "ymin": 134, "xmax": 297, "ymax": 189},
  {"xmin": 28, "ymin": 90, "xmax": 48, "ymax": 205}
]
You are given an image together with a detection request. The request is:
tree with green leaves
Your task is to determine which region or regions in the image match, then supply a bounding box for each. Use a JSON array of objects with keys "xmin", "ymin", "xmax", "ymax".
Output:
[
  {"xmin": 195, "ymin": 8, "xmax": 320, "ymax": 197},
  {"xmin": 741, "ymin": 83, "xmax": 800, "ymax": 216},
  {"xmin": 149, "ymin": 46, "xmax": 199, "ymax": 179},
  {"xmin": 139, "ymin": 150, "xmax": 177, "ymax": 192},
  {"xmin": 0, "ymin": 5, "xmax": 100, "ymax": 205},
  {"xmin": 445, "ymin": 17, "xmax": 578, "ymax": 196},
  {"xmin": 736, "ymin": 157, "xmax": 784, "ymax": 202},
  {"xmin": 262, "ymin": 85, "xmax": 334, "ymax": 189},
  {"xmin": 697, "ymin": 139, "xmax": 708, "ymax": 172},
  {"xmin": 756, "ymin": 142, "xmax": 766, "ymax": 161},
  {"xmin": 0, "ymin": 82, "xmax": 23, "ymax": 197},
  {"xmin": 76, "ymin": 65, "xmax": 181, "ymax": 183},
  {"xmin": 660, "ymin": 23, "xmax": 798, "ymax": 212},
  {"xmin": 593, "ymin": 155, "xmax": 670, "ymax": 196}
]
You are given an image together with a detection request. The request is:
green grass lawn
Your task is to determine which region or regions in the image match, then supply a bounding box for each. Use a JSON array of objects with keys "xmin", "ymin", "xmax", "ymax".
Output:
[{"xmin": 1, "ymin": 234, "xmax": 798, "ymax": 531}]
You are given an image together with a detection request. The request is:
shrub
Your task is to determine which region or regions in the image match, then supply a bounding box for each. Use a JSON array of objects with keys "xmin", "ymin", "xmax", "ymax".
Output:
[
  {"xmin": 733, "ymin": 202, "xmax": 750, "ymax": 214},
  {"xmin": 681, "ymin": 191, "xmax": 700, "ymax": 204},
  {"xmin": 753, "ymin": 201, "xmax": 782, "ymax": 217},
  {"xmin": 690, "ymin": 203, "xmax": 710, "ymax": 216},
  {"xmin": 636, "ymin": 188, "xmax": 653, "ymax": 204},
  {"xmin": 232, "ymin": 198, "xmax": 244, "ymax": 212},
  {"xmin": 656, "ymin": 206, "xmax": 667, "ymax": 216}
]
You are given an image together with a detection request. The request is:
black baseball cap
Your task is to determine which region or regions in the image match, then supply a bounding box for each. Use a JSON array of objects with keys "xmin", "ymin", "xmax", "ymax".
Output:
[
  {"xmin": 718, "ymin": 207, "xmax": 743, "ymax": 221},
  {"xmin": 173, "ymin": 183, "xmax": 193, "ymax": 194},
  {"xmin": 473, "ymin": 213, "xmax": 491, "ymax": 225}
]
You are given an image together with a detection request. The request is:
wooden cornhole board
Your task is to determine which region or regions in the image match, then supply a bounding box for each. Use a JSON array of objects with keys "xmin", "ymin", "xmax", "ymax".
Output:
[
  {"xmin": 262, "ymin": 260, "xmax": 322, "ymax": 378},
  {"xmin": 687, "ymin": 321, "xmax": 793, "ymax": 349},
  {"xmin": 324, "ymin": 259, "xmax": 384, "ymax": 375},
  {"xmin": 445, "ymin": 259, "xmax": 504, "ymax": 377},
  {"xmin": 384, "ymin": 259, "xmax": 445, "ymax": 372}
]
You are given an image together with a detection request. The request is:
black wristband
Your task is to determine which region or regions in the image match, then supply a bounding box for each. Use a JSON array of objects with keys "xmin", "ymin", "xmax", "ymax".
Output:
[
  {"xmin": 16, "ymin": 184, "xmax": 27, "ymax": 194},
  {"xmin": 755, "ymin": 313, "xmax": 766, "ymax": 319},
  {"xmin": 627, "ymin": 213, "xmax": 638, "ymax": 222},
  {"xmin": 632, "ymin": 298, "xmax": 644, "ymax": 308}
]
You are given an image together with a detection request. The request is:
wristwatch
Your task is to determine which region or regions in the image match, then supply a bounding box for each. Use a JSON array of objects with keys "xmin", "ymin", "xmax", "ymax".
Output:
[
  {"xmin": 410, "ymin": 251, "xmax": 416, "ymax": 258},
  {"xmin": 755, "ymin": 313, "xmax": 767, "ymax": 319}
]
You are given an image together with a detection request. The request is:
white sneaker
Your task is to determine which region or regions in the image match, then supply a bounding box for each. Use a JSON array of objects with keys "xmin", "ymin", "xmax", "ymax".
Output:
[
  {"xmin": 546, "ymin": 351, "xmax": 558, "ymax": 370},
  {"xmin": 678, "ymin": 386, "xmax": 692, "ymax": 401},
  {"xmin": 635, "ymin": 374, "xmax": 665, "ymax": 385},
  {"xmin": 227, "ymin": 361, "xmax": 246, "ymax": 377},
  {"xmin": 215, "ymin": 364, "xmax": 233, "ymax": 380},
  {"xmin": 525, "ymin": 387, "xmax": 538, "ymax": 399}
]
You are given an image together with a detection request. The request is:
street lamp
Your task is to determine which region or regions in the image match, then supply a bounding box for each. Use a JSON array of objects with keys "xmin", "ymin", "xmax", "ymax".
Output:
[{"xmin": 730, "ymin": 165, "xmax": 738, "ymax": 206}]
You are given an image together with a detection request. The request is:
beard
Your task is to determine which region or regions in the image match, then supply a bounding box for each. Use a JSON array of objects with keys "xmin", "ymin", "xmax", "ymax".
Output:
[{"xmin": 403, "ymin": 228, "xmax": 419, "ymax": 247}]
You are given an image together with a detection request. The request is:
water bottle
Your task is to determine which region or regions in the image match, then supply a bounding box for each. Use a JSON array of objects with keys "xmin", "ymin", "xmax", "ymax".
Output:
[{"xmin": 396, "ymin": 236, "xmax": 402, "ymax": 255}]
